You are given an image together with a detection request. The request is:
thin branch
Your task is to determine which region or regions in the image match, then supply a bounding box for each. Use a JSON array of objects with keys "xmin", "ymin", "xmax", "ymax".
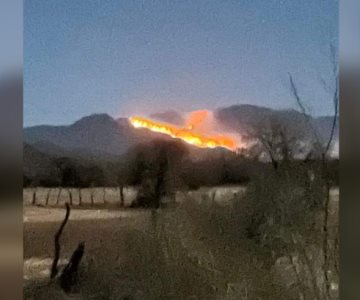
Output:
[
  {"xmin": 324, "ymin": 76, "xmax": 338, "ymax": 157},
  {"xmin": 323, "ymin": 43, "xmax": 339, "ymax": 157},
  {"xmin": 258, "ymin": 134, "xmax": 278, "ymax": 170},
  {"xmin": 288, "ymin": 73, "xmax": 308, "ymax": 118},
  {"xmin": 288, "ymin": 73, "xmax": 323, "ymax": 156},
  {"xmin": 50, "ymin": 203, "xmax": 71, "ymax": 279}
]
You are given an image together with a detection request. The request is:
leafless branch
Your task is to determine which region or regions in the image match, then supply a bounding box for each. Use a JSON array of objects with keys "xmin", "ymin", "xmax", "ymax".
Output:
[
  {"xmin": 288, "ymin": 73, "xmax": 308, "ymax": 119},
  {"xmin": 50, "ymin": 203, "xmax": 71, "ymax": 279},
  {"xmin": 288, "ymin": 73, "xmax": 322, "ymax": 157},
  {"xmin": 323, "ymin": 44, "xmax": 339, "ymax": 157}
]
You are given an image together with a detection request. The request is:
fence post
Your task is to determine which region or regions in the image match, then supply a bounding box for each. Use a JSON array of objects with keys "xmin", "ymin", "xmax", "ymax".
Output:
[
  {"xmin": 79, "ymin": 188, "xmax": 82, "ymax": 206},
  {"xmin": 32, "ymin": 188, "xmax": 36, "ymax": 205},
  {"xmin": 69, "ymin": 189, "xmax": 73, "ymax": 206},
  {"xmin": 45, "ymin": 188, "xmax": 51, "ymax": 206}
]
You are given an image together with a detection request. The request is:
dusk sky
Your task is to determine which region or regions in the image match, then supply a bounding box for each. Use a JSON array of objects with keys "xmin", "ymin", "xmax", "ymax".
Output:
[{"xmin": 24, "ymin": 0, "xmax": 338, "ymax": 127}]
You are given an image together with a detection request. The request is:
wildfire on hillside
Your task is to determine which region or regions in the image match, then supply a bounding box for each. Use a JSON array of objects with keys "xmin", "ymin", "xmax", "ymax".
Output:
[{"xmin": 129, "ymin": 110, "xmax": 240, "ymax": 151}]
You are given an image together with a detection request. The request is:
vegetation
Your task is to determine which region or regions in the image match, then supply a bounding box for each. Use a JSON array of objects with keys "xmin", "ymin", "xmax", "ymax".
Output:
[{"xmin": 24, "ymin": 62, "xmax": 339, "ymax": 298}]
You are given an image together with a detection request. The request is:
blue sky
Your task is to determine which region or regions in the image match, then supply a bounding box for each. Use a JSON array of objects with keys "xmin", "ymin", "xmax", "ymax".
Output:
[{"xmin": 24, "ymin": 0, "xmax": 338, "ymax": 126}]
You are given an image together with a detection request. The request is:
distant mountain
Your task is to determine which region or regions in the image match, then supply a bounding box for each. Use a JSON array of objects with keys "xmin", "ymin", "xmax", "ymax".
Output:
[
  {"xmin": 24, "ymin": 105, "xmax": 339, "ymax": 162},
  {"xmin": 312, "ymin": 115, "xmax": 339, "ymax": 143},
  {"xmin": 24, "ymin": 114, "xmax": 144, "ymax": 159},
  {"xmin": 215, "ymin": 104, "xmax": 339, "ymax": 146}
]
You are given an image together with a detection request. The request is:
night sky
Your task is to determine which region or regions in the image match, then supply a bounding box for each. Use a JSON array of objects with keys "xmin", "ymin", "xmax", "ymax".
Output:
[{"xmin": 24, "ymin": 0, "xmax": 338, "ymax": 126}]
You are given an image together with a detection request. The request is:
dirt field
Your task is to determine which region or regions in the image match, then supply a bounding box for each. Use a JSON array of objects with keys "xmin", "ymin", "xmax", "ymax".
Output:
[
  {"xmin": 23, "ymin": 187, "xmax": 339, "ymax": 299},
  {"xmin": 23, "ymin": 205, "xmax": 278, "ymax": 299},
  {"xmin": 24, "ymin": 206, "xmax": 158, "ymax": 299}
]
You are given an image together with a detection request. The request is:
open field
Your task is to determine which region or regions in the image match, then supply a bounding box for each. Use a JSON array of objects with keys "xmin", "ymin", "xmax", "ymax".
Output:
[
  {"xmin": 23, "ymin": 187, "xmax": 339, "ymax": 299},
  {"xmin": 24, "ymin": 208, "xmax": 278, "ymax": 299}
]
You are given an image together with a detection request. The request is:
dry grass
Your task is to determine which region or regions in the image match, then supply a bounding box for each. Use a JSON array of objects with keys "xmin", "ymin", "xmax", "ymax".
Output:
[
  {"xmin": 23, "ymin": 181, "xmax": 338, "ymax": 299},
  {"xmin": 23, "ymin": 207, "xmax": 284, "ymax": 299}
]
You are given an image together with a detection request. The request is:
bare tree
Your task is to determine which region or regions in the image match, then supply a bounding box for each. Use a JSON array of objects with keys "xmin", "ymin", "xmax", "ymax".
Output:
[
  {"xmin": 289, "ymin": 44, "xmax": 338, "ymax": 160},
  {"xmin": 322, "ymin": 44, "xmax": 339, "ymax": 158},
  {"xmin": 247, "ymin": 114, "xmax": 304, "ymax": 170},
  {"xmin": 288, "ymin": 73, "xmax": 324, "ymax": 158},
  {"xmin": 287, "ymin": 43, "xmax": 339, "ymax": 300}
]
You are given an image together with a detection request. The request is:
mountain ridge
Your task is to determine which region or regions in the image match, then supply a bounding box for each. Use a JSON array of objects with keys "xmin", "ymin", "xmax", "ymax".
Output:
[{"xmin": 24, "ymin": 104, "xmax": 339, "ymax": 160}]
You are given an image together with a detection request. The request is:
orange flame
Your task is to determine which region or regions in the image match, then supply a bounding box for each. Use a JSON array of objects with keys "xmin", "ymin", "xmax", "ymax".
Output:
[{"xmin": 129, "ymin": 114, "xmax": 238, "ymax": 151}]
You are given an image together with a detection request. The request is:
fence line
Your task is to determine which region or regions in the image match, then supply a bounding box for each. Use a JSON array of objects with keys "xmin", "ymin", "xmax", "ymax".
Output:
[
  {"xmin": 23, "ymin": 186, "xmax": 248, "ymax": 207},
  {"xmin": 23, "ymin": 187, "xmax": 138, "ymax": 207}
]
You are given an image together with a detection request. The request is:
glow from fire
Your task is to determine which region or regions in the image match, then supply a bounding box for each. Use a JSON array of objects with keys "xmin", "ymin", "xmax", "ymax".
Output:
[{"xmin": 129, "ymin": 110, "xmax": 239, "ymax": 151}]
